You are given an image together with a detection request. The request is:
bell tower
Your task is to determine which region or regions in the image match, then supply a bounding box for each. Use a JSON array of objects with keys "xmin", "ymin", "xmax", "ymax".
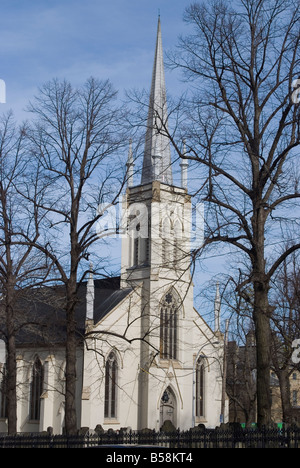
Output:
[
  {"xmin": 121, "ymin": 16, "xmax": 191, "ymax": 289},
  {"xmin": 120, "ymin": 17, "xmax": 194, "ymax": 430}
]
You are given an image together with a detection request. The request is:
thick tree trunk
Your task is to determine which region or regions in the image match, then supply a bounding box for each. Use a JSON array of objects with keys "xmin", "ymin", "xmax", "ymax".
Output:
[
  {"xmin": 64, "ymin": 236, "xmax": 79, "ymax": 436},
  {"xmin": 252, "ymin": 205, "xmax": 272, "ymax": 428},
  {"xmin": 253, "ymin": 292, "xmax": 271, "ymax": 427},
  {"xmin": 6, "ymin": 326, "xmax": 17, "ymax": 434},
  {"xmin": 278, "ymin": 369, "xmax": 292, "ymax": 425},
  {"xmin": 5, "ymin": 293, "xmax": 17, "ymax": 434},
  {"xmin": 64, "ymin": 286, "xmax": 78, "ymax": 436}
]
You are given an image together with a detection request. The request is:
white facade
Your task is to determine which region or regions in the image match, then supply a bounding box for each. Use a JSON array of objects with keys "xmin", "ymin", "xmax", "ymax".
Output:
[
  {"xmin": 0, "ymin": 18, "xmax": 227, "ymax": 434},
  {"xmin": 80, "ymin": 179, "xmax": 226, "ymax": 432},
  {"xmin": 0, "ymin": 348, "xmax": 84, "ymax": 434}
]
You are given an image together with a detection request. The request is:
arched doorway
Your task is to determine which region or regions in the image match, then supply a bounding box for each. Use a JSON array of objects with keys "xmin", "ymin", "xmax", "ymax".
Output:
[{"xmin": 160, "ymin": 386, "xmax": 177, "ymax": 428}]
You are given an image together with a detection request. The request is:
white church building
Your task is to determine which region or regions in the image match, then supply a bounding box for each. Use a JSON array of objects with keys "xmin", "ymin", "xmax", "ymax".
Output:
[{"xmin": 0, "ymin": 18, "xmax": 227, "ymax": 434}]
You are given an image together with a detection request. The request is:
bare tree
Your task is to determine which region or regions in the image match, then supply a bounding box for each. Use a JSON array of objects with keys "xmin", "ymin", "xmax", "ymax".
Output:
[
  {"xmin": 164, "ymin": 0, "xmax": 300, "ymax": 426},
  {"xmin": 0, "ymin": 112, "xmax": 48, "ymax": 433},
  {"xmin": 270, "ymin": 253, "xmax": 300, "ymax": 424},
  {"xmin": 26, "ymin": 77, "xmax": 127, "ymax": 435}
]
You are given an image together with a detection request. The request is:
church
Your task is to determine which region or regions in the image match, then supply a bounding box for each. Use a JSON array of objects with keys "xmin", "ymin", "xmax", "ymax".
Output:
[{"xmin": 0, "ymin": 18, "xmax": 226, "ymax": 434}]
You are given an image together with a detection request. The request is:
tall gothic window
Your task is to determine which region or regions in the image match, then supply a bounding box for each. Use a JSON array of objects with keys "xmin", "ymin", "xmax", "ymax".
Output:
[
  {"xmin": 146, "ymin": 217, "xmax": 151, "ymax": 264},
  {"xmin": 160, "ymin": 292, "xmax": 178, "ymax": 360},
  {"xmin": 173, "ymin": 220, "xmax": 182, "ymax": 265},
  {"xmin": 196, "ymin": 359, "xmax": 205, "ymax": 418},
  {"xmin": 30, "ymin": 357, "xmax": 44, "ymax": 421},
  {"xmin": 134, "ymin": 237, "xmax": 139, "ymax": 265},
  {"xmin": 104, "ymin": 352, "xmax": 118, "ymax": 419},
  {"xmin": 133, "ymin": 218, "xmax": 150, "ymax": 266},
  {"xmin": 0, "ymin": 365, "xmax": 7, "ymax": 419}
]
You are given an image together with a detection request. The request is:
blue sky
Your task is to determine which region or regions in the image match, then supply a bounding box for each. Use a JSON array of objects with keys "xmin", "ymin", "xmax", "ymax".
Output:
[
  {"xmin": 0, "ymin": 0, "xmax": 192, "ymax": 121},
  {"xmin": 0, "ymin": 0, "xmax": 224, "ymax": 325}
]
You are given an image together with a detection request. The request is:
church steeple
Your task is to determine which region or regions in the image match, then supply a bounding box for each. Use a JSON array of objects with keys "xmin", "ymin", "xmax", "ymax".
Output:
[
  {"xmin": 141, "ymin": 17, "xmax": 173, "ymax": 186},
  {"xmin": 121, "ymin": 16, "xmax": 191, "ymax": 290}
]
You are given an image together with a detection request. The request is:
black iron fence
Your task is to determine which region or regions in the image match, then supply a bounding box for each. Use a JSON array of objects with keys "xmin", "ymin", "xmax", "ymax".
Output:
[{"xmin": 1, "ymin": 427, "xmax": 300, "ymax": 448}]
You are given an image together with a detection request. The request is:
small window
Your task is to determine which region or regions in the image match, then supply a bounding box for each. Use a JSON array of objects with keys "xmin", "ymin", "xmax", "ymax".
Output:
[
  {"xmin": 293, "ymin": 390, "xmax": 298, "ymax": 407},
  {"xmin": 133, "ymin": 223, "xmax": 140, "ymax": 265}
]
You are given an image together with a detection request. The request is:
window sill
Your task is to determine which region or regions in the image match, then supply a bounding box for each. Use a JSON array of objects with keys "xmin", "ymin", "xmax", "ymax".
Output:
[
  {"xmin": 103, "ymin": 419, "xmax": 120, "ymax": 425},
  {"xmin": 195, "ymin": 417, "xmax": 207, "ymax": 424},
  {"xmin": 127, "ymin": 263, "xmax": 150, "ymax": 271},
  {"xmin": 159, "ymin": 359, "xmax": 182, "ymax": 369}
]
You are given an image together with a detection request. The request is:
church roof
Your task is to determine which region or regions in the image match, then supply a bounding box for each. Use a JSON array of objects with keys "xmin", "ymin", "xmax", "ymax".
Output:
[
  {"xmin": 0, "ymin": 277, "xmax": 132, "ymax": 348},
  {"xmin": 94, "ymin": 287, "xmax": 132, "ymax": 324}
]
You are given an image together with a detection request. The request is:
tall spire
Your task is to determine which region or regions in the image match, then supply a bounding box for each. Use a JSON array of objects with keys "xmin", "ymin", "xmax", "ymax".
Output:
[
  {"xmin": 141, "ymin": 17, "xmax": 173, "ymax": 186},
  {"xmin": 126, "ymin": 138, "xmax": 134, "ymax": 187}
]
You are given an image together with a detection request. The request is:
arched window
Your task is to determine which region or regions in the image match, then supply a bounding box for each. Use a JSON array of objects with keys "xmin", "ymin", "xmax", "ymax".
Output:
[
  {"xmin": 134, "ymin": 223, "xmax": 140, "ymax": 265},
  {"xmin": 104, "ymin": 352, "xmax": 118, "ymax": 419},
  {"xmin": 161, "ymin": 217, "xmax": 171, "ymax": 265},
  {"xmin": 145, "ymin": 217, "xmax": 151, "ymax": 264},
  {"xmin": 196, "ymin": 359, "xmax": 205, "ymax": 418},
  {"xmin": 160, "ymin": 292, "xmax": 178, "ymax": 360},
  {"xmin": 0, "ymin": 365, "xmax": 7, "ymax": 419},
  {"xmin": 133, "ymin": 218, "xmax": 151, "ymax": 266},
  {"xmin": 173, "ymin": 220, "xmax": 183, "ymax": 265},
  {"xmin": 30, "ymin": 358, "xmax": 44, "ymax": 421},
  {"xmin": 160, "ymin": 386, "xmax": 177, "ymax": 428}
]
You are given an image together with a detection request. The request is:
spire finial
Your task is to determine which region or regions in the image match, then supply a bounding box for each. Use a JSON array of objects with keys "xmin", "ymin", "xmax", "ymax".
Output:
[{"xmin": 141, "ymin": 16, "xmax": 173, "ymax": 186}]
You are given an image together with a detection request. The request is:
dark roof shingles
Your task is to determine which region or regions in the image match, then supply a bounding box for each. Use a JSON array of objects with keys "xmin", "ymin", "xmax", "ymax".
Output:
[{"xmin": 0, "ymin": 277, "xmax": 132, "ymax": 348}]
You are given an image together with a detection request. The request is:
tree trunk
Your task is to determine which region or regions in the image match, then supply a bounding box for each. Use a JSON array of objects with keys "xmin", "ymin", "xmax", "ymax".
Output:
[
  {"xmin": 64, "ymin": 287, "xmax": 78, "ymax": 435},
  {"xmin": 5, "ymin": 293, "xmax": 17, "ymax": 434},
  {"xmin": 253, "ymin": 281, "xmax": 272, "ymax": 427},
  {"xmin": 6, "ymin": 335, "xmax": 17, "ymax": 435},
  {"xmin": 64, "ymin": 233, "xmax": 79, "ymax": 436},
  {"xmin": 252, "ymin": 204, "xmax": 272, "ymax": 428},
  {"xmin": 278, "ymin": 369, "xmax": 292, "ymax": 425}
]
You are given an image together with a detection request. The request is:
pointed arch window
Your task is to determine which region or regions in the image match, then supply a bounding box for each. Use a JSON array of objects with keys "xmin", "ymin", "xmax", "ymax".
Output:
[
  {"xmin": 196, "ymin": 359, "xmax": 205, "ymax": 418},
  {"xmin": 104, "ymin": 352, "xmax": 118, "ymax": 419},
  {"xmin": 133, "ymin": 217, "xmax": 151, "ymax": 266},
  {"xmin": 161, "ymin": 217, "xmax": 171, "ymax": 266},
  {"xmin": 134, "ymin": 223, "xmax": 140, "ymax": 265},
  {"xmin": 173, "ymin": 219, "xmax": 183, "ymax": 265},
  {"xmin": 145, "ymin": 216, "xmax": 151, "ymax": 264},
  {"xmin": 160, "ymin": 292, "xmax": 178, "ymax": 360},
  {"xmin": 30, "ymin": 357, "xmax": 44, "ymax": 421}
]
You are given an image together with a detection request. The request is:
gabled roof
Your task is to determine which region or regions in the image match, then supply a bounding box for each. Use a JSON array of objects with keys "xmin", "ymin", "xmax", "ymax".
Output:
[
  {"xmin": 0, "ymin": 277, "xmax": 132, "ymax": 348},
  {"xmin": 94, "ymin": 287, "xmax": 132, "ymax": 324}
]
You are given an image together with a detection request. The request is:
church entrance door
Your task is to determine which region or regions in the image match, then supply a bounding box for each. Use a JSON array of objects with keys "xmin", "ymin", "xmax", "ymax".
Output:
[{"xmin": 160, "ymin": 387, "xmax": 177, "ymax": 429}]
